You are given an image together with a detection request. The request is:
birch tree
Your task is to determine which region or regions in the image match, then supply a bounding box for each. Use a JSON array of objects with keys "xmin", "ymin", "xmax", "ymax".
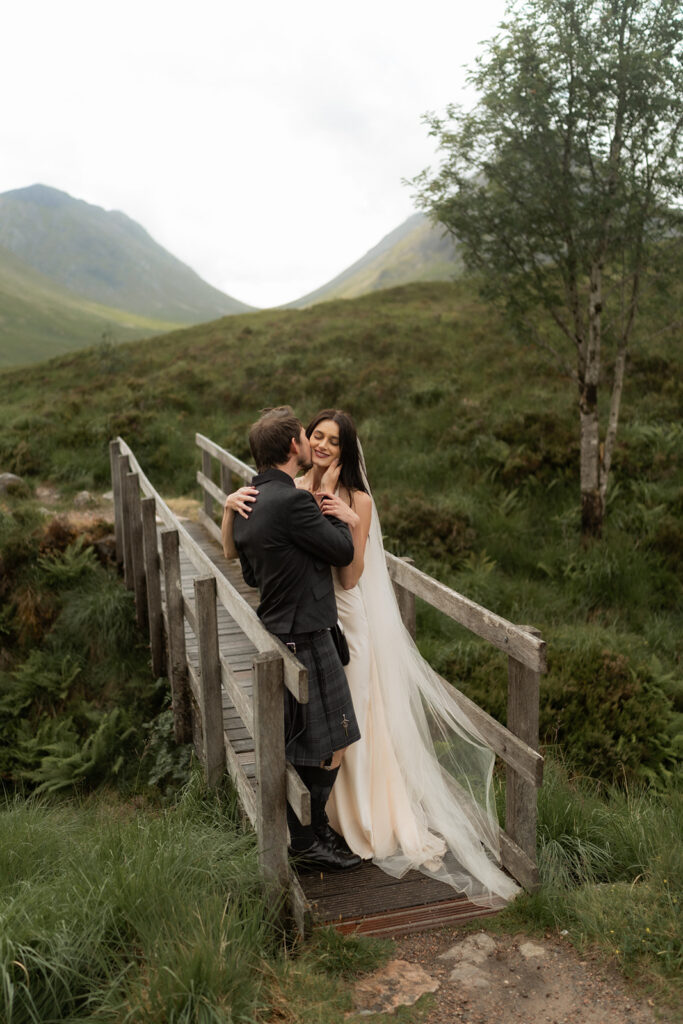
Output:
[{"xmin": 413, "ymin": 0, "xmax": 683, "ymax": 537}]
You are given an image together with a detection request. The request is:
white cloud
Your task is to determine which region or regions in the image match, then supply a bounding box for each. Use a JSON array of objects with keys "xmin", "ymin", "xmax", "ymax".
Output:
[{"xmin": 2, "ymin": 0, "xmax": 508, "ymax": 307}]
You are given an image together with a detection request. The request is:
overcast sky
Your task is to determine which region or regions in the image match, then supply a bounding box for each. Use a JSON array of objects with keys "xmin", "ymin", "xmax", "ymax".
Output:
[{"xmin": 2, "ymin": 0, "xmax": 508, "ymax": 308}]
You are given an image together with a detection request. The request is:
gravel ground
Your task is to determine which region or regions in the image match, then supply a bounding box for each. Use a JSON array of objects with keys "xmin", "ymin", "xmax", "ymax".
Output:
[{"xmin": 350, "ymin": 928, "xmax": 673, "ymax": 1023}]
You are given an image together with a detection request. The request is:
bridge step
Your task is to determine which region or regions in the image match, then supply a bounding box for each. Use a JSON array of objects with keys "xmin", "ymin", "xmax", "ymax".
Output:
[{"xmin": 299, "ymin": 859, "xmax": 505, "ymax": 935}]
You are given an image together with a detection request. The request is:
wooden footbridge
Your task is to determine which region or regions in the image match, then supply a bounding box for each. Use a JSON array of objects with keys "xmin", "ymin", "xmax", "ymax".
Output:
[{"xmin": 109, "ymin": 433, "xmax": 546, "ymax": 936}]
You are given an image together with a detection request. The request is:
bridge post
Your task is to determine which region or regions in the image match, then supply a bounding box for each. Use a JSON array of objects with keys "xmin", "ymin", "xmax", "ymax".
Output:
[
  {"xmin": 108, "ymin": 440, "xmax": 124, "ymax": 566},
  {"xmin": 125, "ymin": 472, "xmax": 148, "ymax": 631},
  {"xmin": 116, "ymin": 454, "xmax": 133, "ymax": 587},
  {"xmin": 141, "ymin": 496, "xmax": 165, "ymax": 678},
  {"xmin": 253, "ymin": 651, "xmax": 289, "ymax": 895},
  {"xmin": 195, "ymin": 576, "xmax": 225, "ymax": 787},
  {"xmin": 161, "ymin": 529, "xmax": 192, "ymax": 744},
  {"xmin": 393, "ymin": 556, "xmax": 416, "ymax": 639},
  {"xmin": 202, "ymin": 449, "xmax": 214, "ymax": 521},
  {"xmin": 219, "ymin": 461, "xmax": 232, "ymax": 500},
  {"xmin": 506, "ymin": 626, "xmax": 542, "ymax": 889}
]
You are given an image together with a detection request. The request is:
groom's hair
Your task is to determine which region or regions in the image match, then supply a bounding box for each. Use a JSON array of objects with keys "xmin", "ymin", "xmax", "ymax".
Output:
[{"xmin": 249, "ymin": 406, "xmax": 303, "ymax": 471}]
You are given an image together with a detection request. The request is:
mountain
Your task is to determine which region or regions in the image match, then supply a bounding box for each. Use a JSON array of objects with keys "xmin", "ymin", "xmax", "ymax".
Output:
[
  {"xmin": 0, "ymin": 243, "xmax": 181, "ymax": 368},
  {"xmin": 0, "ymin": 185, "xmax": 254, "ymax": 323},
  {"xmin": 287, "ymin": 213, "xmax": 461, "ymax": 308}
]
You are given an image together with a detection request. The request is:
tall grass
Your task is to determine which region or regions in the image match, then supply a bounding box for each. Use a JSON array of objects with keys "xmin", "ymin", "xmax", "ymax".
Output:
[
  {"xmin": 497, "ymin": 758, "xmax": 682, "ymax": 994},
  {"xmin": 0, "ymin": 777, "xmax": 389, "ymax": 1023}
]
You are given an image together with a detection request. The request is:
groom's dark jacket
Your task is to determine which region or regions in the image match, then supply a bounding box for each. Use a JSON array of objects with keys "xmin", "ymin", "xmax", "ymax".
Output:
[{"xmin": 233, "ymin": 468, "xmax": 354, "ymax": 635}]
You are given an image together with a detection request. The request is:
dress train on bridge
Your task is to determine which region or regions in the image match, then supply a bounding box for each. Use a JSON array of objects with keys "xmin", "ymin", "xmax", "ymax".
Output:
[{"xmin": 326, "ymin": 494, "xmax": 520, "ymax": 905}]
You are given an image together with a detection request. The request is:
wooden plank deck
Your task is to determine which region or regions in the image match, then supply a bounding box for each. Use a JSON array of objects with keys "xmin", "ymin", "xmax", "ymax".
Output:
[{"xmin": 163, "ymin": 515, "xmax": 506, "ymax": 936}]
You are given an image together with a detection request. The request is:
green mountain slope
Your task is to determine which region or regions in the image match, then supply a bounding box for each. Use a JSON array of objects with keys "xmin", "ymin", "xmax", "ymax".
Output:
[
  {"xmin": 0, "ymin": 185, "xmax": 254, "ymax": 322},
  {"xmin": 0, "ymin": 244, "xmax": 181, "ymax": 368},
  {"xmin": 287, "ymin": 213, "xmax": 461, "ymax": 307},
  {"xmin": 0, "ymin": 279, "xmax": 679, "ymax": 789}
]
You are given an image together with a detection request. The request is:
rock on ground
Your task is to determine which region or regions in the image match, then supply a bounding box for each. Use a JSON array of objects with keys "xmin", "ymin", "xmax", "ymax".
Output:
[
  {"xmin": 0, "ymin": 473, "xmax": 28, "ymax": 496},
  {"xmin": 349, "ymin": 930, "xmax": 664, "ymax": 1023},
  {"xmin": 350, "ymin": 960, "xmax": 440, "ymax": 1016}
]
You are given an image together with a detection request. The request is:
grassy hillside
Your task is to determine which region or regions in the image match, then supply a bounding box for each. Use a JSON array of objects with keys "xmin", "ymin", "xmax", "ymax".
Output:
[
  {"xmin": 287, "ymin": 213, "xmax": 461, "ymax": 307},
  {"xmin": 1, "ymin": 277, "xmax": 680, "ymax": 1017},
  {"xmin": 0, "ymin": 245, "xmax": 181, "ymax": 368},
  {"xmin": 0, "ymin": 184, "xmax": 254, "ymax": 322},
  {"xmin": 0, "ymin": 278, "xmax": 680, "ymax": 786}
]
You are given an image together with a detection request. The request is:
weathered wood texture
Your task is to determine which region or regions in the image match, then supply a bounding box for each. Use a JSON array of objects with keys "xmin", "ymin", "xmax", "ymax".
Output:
[
  {"xmin": 196, "ymin": 432, "xmax": 254, "ymax": 484},
  {"xmin": 386, "ymin": 552, "xmax": 546, "ymax": 672},
  {"xmin": 193, "ymin": 432, "xmax": 545, "ymax": 844},
  {"xmin": 505, "ymin": 626, "xmax": 542, "ymax": 890},
  {"xmin": 393, "ymin": 556, "xmax": 416, "ymax": 639},
  {"xmin": 195, "ymin": 577, "xmax": 225, "ymax": 786},
  {"xmin": 109, "ymin": 440, "xmax": 124, "ymax": 565},
  {"xmin": 201, "ymin": 449, "xmax": 214, "ymax": 520},
  {"xmin": 115, "ymin": 437, "xmax": 307, "ymax": 703},
  {"xmin": 161, "ymin": 529, "xmax": 192, "ymax": 744},
  {"xmin": 253, "ymin": 652, "xmax": 289, "ymax": 890},
  {"xmin": 300, "ymin": 860, "xmax": 506, "ymax": 936},
  {"xmin": 116, "ymin": 453, "xmax": 133, "ymax": 588},
  {"xmin": 113, "ymin": 434, "xmax": 546, "ymax": 937},
  {"xmin": 141, "ymin": 497, "xmax": 165, "ymax": 678},
  {"xmin": 125, "ymin": 472, "xmax": 148, "ymax": 631}
]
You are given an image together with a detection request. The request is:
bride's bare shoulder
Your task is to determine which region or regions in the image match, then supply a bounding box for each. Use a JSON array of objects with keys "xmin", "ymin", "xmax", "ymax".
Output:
[
  {"xmin": 351, "ymin": 489, "xmax": 372, "ymax": 517},
  {"xmin": 353, "ymin": 489, "xmax": 372, "ymax": 508}
]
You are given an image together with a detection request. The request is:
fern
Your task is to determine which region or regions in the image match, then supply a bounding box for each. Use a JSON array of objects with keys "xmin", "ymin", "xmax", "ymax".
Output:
[
  {"xmin": 21, "ymin": 709, "xmax": 134, "ymax": 793},
  {"xmin": 37, "ymin": 537, "xmax": 98, "ymax": 584}
]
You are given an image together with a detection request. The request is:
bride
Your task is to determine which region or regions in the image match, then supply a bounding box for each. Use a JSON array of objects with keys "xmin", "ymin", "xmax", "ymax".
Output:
[{"xmin": 223, "ymin": 409, "xmax": 519, "ymax": 905}]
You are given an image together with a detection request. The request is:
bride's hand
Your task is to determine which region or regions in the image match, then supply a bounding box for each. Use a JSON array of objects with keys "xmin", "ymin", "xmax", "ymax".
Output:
[
  {"xmin": 318, "ymin": 492, "xmax": 360, "ymax": 529},
  {"xmin": 320, "ymin": 459, "xmax": 342, "ymax": 493},
  {"xmin": 225, "ymin": 486, "xmax": 259, "ymax": 519}
]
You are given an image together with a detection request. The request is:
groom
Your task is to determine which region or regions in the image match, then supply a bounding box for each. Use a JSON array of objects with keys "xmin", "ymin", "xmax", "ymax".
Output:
[{"xmin": 232, "ymin": 406, "xmax": 362, "ymax": 871}]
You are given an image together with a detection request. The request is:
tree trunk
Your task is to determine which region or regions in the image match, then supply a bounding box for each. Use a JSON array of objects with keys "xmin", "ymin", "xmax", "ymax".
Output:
[
  {"xmin": 579, "ymin": 381, "xmax": 603, "ymax": 538},
  {"xmin": 579, "ymin": 262, "xmax": 604, "ymax": 538}
]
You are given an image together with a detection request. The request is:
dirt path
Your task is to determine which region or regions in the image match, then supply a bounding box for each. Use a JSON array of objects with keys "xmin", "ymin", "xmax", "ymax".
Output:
[{"xmin": 349, "ymin": 928, "xmax": 669, "ymax": 1023}]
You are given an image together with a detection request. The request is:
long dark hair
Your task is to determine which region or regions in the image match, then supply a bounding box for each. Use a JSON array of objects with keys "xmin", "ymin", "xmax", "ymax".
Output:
[{"xmin": 306, "ymin": 409, "xmax": 368, "ymax": 494}]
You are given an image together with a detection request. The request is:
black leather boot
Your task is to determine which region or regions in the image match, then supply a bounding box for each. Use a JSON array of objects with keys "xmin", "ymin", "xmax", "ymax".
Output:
[
  {"xmin": 293, "ymin": 765, "xmax": 362, "ymax": 871},
  {"xmin": 308, "ymin": 767, "xmax": 359, "ymax": 860}
]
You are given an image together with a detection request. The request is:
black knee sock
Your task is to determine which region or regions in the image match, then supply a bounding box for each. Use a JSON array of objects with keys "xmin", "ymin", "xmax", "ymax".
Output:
[
  {"xmin": 289, "ymin": 765, "xmax": 340, "ymax": 847},
  {"xmin": 301, "ymin": 765, "xmax": 339, "ymax": 831},
  {"xmin": 287, "ymin": 803, "xmax": 315, "ymax": 852}
]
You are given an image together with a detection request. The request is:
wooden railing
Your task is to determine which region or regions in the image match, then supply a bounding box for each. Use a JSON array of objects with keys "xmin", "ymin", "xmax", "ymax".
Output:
[
  {"xmin": 109, "ymin": 436, "xmax": 312, "ymax": 930},
  {"xmin": 194, "ymin": 432, "xmax": 546, "ymax": 891}
]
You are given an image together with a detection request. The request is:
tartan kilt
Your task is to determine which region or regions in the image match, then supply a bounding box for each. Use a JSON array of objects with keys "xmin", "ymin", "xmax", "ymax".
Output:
[{"xmin": 281, "ymin": 629, "xmax": 361, "ymax": 766}]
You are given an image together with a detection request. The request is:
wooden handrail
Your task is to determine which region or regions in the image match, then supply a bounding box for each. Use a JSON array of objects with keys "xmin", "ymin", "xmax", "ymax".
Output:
[
  {"xmin": 194, "ymin": 434, "xmax": 546, "ymax": 675},
  {"xmin": 115, "ymin": 436, "xmax": 307, "ymax": 703},
  {"xmin": 386, "ymin": 553, "xmax": 546, "ymax": 673},
  {"xmin": 195, "ymin": 433, "xmax": 546, "ymax": 891},
  {"xmin": 111, "ymin": 436, "xmax": 311, "ymax": 931},
  {"xmin": 116, "ymin": 433, "xmax": 546, "ymax": 901},
  {"xmin": 196, "ymin": 432, "xmax": 254, "ymax": 482}
]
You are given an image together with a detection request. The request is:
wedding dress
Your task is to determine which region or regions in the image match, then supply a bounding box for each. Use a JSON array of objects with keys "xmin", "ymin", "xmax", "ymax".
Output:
[{"xmin": 325, "ymin": 487, "xmax": 520, "ymax": 905}]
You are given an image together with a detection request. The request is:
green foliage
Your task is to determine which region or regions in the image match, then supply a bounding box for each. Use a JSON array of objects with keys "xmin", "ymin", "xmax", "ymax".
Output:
[
  {"xmin": 0, "ymin": 506, "xmax": 167, "ymax": 794},
  {"xmin": 303, "ymin": 926, "xmax": 393, "ymax": 978},
  {"xmin": 139, "ymin": 706, "xmax": 194, "ymax": 797},
  {"xmin": 498, "ymin": 758, "xmax": 682, "ymax": 988},
  {"xmin": 542, "ymin": 638, "xmax": 680, "ymax": 786},
  {"xmin": 413, "ymin": 0, "xmax": 683, "ymax": 320},
  {"xmin": 0, "ymin": 782, "xmax": 390, "ymax": 1023},
  {"xmin": 379, "ymin": 493, "xmax": 476, "ymax": 564},
  {"xmin": 412, "ymin": 0, "xmax": 683, "ymax": 535},
  {"xmin": 0, "ymin": 244, "xmax": 180, "ymax": 370},
  {"xmin": 0, "ymin": 273, "xmax": 680, "ymax": 785}
]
